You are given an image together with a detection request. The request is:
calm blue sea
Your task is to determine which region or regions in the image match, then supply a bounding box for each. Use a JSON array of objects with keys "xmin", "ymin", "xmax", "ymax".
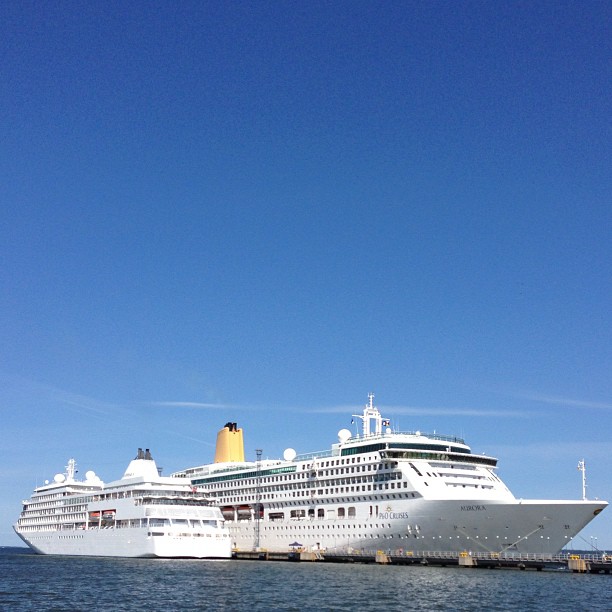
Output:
[{"xmin": 0, "ymin": 547, "xmax": 609, "ymax": 611}]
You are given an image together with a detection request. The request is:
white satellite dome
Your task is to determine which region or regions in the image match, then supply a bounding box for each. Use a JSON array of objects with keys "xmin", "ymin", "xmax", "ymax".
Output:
[
  {"xmin": 54, "ymin": 473, "xmax": 66, "ymax": 483},
  {"xmin": 338, "ymin": 428, "xmax": 351, "ymax": 443},
  {"xmin": 85, "ymin": 470, "xmax": 96, "ymax": 480},
  {"xmin": 283, "ymin": 448, "xmax": 297, "ymax": 461}
]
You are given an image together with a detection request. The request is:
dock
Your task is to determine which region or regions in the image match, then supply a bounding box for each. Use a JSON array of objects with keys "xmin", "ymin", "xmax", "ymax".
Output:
[{"xmin": 232, "ymin": 549, "xmax": 612, "ymax": 574}]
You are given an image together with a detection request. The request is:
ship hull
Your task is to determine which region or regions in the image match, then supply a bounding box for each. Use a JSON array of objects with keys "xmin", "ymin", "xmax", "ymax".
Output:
[
  {"xmin": 15, "ymin": 526, "xmax": 231, "ymax": 558},
  {"xmin": 228, "ymin": 498, "xmax": 605, "ymax": 555}
]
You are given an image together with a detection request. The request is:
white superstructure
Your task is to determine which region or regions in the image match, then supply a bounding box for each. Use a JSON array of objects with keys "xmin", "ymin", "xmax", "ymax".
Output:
[
  {"xmin": 173, "ymin": 394, "xmax": 607, "ymax": 555},
  {"xmin": 15, "ymin": 449, "xmax": 231, "ymax": 558}
]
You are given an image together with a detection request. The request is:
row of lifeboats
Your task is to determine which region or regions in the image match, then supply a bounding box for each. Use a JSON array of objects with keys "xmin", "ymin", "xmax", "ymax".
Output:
[
  {"xmin": 221, "ymin": 505, "xmax": 263, "ymax": 520},
  {"xmin": 88, "ymin": 510, "xmax": 116, "ymax": 521}
]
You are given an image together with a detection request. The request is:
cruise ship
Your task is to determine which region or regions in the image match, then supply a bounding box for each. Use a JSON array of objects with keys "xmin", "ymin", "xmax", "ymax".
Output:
[
  {"xmin": 173, "ymin": 395, "xmax": 607, "ymax": 555},
  {"xmin": 14, "ymin": 449, "xmax": 232, "ymax": 558}
]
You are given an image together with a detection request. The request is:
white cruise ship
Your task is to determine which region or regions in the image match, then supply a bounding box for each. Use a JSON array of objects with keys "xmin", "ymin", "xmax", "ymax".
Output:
[
  {"xmin": 14, "ymin": 449, "xmax": 232, "ymax": 558},
  {"xmin": 173, "ymin": 395, "xmax": 607, "ymax": 555}
]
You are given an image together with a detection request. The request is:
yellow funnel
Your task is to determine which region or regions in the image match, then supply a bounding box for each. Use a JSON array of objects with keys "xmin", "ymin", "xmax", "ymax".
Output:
[{"xmin": 214, "ymin": 422, "xmax": 245, "ymax": 463}]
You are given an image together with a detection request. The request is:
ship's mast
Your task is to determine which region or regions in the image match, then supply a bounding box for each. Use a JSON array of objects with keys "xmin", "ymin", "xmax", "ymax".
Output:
[
  {"xmin": 577, "ymin": 459, "xmax": 587, "ymax": 500},
  {"xmin": 65, "ymin": 459, "xmax": 76, "ymax": 482},
  {"xmin": 254, "ymin": 448, "xmax": 262, "ymax": 550},
  {"xmin": 352, "ymin": 393, "xmax": 383, "ymax": 437}
]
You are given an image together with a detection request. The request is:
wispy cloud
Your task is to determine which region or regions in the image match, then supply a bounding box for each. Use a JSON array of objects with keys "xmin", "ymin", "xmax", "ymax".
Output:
[
  {"xmin": 50, "ymin": 388, "xmax": 120, "ymax": 416},
  {"xmin": 309, "ymin": 403, "xmax": 525, "ymax": 418},
  {"xmin": 475, "ymin": 381, "xmax": 612, "ymax": 412},
  {"xmin": 493, "ymin": 440, "xmax": 612, "ymax": 462},
  {"xmin": 387, "ymin": 405, "xmax": 525, "ymax": 417},
  {"xmin": 308, "ymin": 404, "xmax": 357, "ymax": 414},
  {"xmin": 0, "ymin": 371, "xmax": 259, "ymax": 417},
  {"xmin": 0, "ymin": 372, "xmax": 121, "ymax": 419},
  {"xmin": 513, "ymin": 392, "xmax": 612, "ymax": 411},
  {"xmin": 161, "ymin": 430, "xmax": 216, "ymax": 447},
  {"xmin": 150, "ymin": 401, "xmax": 234, "ymax": 409}
]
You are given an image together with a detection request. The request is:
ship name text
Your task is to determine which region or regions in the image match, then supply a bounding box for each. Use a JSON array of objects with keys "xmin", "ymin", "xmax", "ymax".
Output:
[{"xmin": 377, "ymin": 512, "xmax": 410, "ymax": 520}]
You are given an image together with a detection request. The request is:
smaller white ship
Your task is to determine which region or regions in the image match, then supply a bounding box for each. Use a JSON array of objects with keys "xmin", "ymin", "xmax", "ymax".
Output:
[{"xmin": 14, "ymin": 448, "xmax": 232, "ymax": 558}]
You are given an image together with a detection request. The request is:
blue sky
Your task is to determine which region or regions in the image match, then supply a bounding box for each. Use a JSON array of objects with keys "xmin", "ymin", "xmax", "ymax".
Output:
[{"xmin": 1, "ymin": 1, "xmax": 610, "ymax": 549}]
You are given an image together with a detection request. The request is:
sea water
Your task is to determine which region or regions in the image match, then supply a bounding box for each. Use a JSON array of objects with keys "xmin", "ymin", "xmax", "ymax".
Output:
[{"xmin": 0, "ymin": 548, "xmax": 609, "ymax": 611}]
